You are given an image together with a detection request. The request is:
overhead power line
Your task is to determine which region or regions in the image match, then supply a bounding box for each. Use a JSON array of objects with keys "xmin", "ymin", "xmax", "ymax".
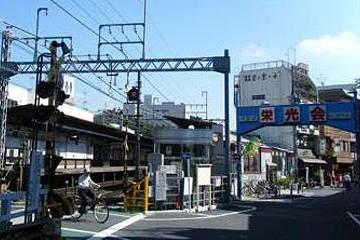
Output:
[
  {"xmin": 48, "ymin": 0, "xmax": 129, "ymax": 59},
  {"xmin": 105, "ymin": 0, "xmax": 128, "ymax": 22}
]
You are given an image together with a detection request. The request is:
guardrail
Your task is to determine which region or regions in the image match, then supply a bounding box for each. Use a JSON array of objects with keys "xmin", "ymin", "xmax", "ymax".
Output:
[
  {"xmin": 124, "ymin": 176, "xmax": 149, "ymax": 213},
  {"xmin": 0, "ymin": 189, "xmax": 47, "ymax": 231}
]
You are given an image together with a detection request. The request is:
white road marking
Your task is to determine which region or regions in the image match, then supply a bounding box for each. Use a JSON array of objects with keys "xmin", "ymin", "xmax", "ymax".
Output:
[
  {"xmin": 62, "ymin": 227, "xmax": 97, "ymax": 235},
  {"xmin": 62, "ymin": 227, "xmax": 129, "ymax": 240},
  {"xmin": 87, "ymin": 210, "xmax": 134, "ymax": 218},
  {"xmin": 143, "ymin": 205, "xmax": 257, "ymax": 222},
  {"xmin": 87, "ymin": 214, "xmax": 144, "ymax": 240},
  {"xmin": 346, "ymin": 211, "xmax": 360, "ymax": 227}
]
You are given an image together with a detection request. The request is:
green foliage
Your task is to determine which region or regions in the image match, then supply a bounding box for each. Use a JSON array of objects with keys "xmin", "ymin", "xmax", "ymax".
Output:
[
  {"xmin": 274, "ymin": 176, "xmax": 294, "ymax": 188},
  {"xmin": 313, "ymin": 169, "xmax": 321, "ymax": 182},
  {"xmin": 325, "ymin": 139, "xmax": 334, "ymax": 158},
  {"xmin": 242, "ymin": 136, "xmax": 260, "ymax": 159}
]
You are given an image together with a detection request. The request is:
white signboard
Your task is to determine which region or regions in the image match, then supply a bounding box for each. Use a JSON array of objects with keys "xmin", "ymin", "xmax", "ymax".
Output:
[
  {"xmin": 196, "ymin": 164, "xmax": 212, "ymax": 186},
  {"xmin": 155, "ymin": 167, "xmax": 167, "ymax": 201},
  {"xmin": 163, "ymin": 165, "xmax": 177, "ymax": 174},
  {"xmin": 183, "ymin": 177, "xmax": 193, "ymax": 196}
]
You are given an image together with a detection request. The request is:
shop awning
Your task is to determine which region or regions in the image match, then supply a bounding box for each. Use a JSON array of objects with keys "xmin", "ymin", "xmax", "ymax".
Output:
[{"xmin": 300, "ymin": 158, "xmax": 327, "ymax": 164}]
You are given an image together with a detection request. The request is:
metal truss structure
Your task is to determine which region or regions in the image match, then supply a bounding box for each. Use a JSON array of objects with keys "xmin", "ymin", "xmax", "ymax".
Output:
[
  {"xmin": 0, "ymin": 30, "xmax": 12, "ymax": 170},
  {"xmin": 10, "ymin": 55, "xmax": 230, "ymax": 74},
  {"xmin": 0, "ymin": 33, "xmax": 232, "ymax": 202}
]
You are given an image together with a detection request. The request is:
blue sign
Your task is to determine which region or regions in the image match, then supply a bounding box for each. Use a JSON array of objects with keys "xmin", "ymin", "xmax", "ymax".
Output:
[
  {"xmin": 181, "ymin": 152, "xmax": 192, "ymax": 161},
  {"xmin": 236, "ymin": 102, "xmax": 356, "ymax": 135}
]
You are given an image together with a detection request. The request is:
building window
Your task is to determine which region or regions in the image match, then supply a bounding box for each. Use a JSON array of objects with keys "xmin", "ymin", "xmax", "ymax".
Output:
[
  {"xmin": 252, "ymin": 94, "xmax": 265, "ymax": 100},
  {"xmin": 252, "ymin": 75, "xmax": 256, "ymax": 81},
  {"xmin": 165, "ymin": 146, "xmax": 172, "ymax": 156},
  {"xmin": 244, "ymin": 153, "xmax": 261, "ymax": 173}
]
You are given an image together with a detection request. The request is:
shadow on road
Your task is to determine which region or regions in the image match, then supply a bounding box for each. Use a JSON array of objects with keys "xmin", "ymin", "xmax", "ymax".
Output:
[{"xmin": 115, "ymin": 188, "xmax": 360, "ymax": 240}]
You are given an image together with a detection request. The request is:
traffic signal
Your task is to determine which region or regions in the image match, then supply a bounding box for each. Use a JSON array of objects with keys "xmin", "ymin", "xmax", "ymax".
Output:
[{"xmin": 127, "ymin": 87, "xmax": 139, "ymax": 101}]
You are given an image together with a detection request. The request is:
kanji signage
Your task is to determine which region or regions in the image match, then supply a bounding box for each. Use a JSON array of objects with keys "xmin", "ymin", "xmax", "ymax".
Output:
[
  {"xmin": 329, "ymin": 112, "xmax": 351, "ymax": 120},
  {"xmin": 239, "ymin": 115, "xmax": 258, "ymax": 122},
  {"xmin": 284, "ymin": 106, "xmax": 300, "ymax": 123},
  {"xmin": 259, "ymin": 107, "xmax": 275, "ymax": 123},
  {"xmin": 309, "ymin": 105, "xmax": 326, "ymax": 122},
  {"xmin": 236, "ymin": 102, "xmax": 356, "ymax": 135}
]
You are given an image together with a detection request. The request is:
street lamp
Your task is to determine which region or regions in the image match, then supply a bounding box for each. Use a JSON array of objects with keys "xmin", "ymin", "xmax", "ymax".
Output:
[
  {"xmin": 201, "ymin": 90, "xmax": 208, "ymax": 119},
  {"xmin": 34, "ymin": 7, "xmax": 48, "ymax": 61}
]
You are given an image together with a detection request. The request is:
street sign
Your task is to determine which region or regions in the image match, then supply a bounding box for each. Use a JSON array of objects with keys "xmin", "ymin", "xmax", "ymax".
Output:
[
  {"xmin": 309, "ymin": 105, "xmax": 326, "ymax": 122},
  {"xmin": 181, "ymin": 152, "xmax": 192, "ymax": 161},
  {"xmin": 236, "ymin": 102, "xmax": 356, "ymax": 135},
  {"xmin": 284, "ymin": 106, "xmax": 300, "ymax": 123},
  {"xmin": 259, "ymin": 107, "xmax": 275, "ymax": 123}
]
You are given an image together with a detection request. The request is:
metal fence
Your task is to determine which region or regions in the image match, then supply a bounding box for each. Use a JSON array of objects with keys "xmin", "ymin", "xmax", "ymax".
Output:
[{"xmin": 150, "ymin": 175, "xmax": 228, "ymax": 210}]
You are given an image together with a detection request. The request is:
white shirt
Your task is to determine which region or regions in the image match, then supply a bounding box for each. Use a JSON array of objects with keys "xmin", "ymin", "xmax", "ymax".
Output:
[
  {"xmin": 343, "ymin": 174, "xmax": 351, "ymax": 182},
  {"xmin": 78, "ymin": 174, "xmax": 99, "ymax": 189}
]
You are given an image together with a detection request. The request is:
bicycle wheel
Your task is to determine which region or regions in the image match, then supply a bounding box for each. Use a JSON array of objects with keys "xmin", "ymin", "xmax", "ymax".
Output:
[
  {"xmin": 94, "ymin": 200, "xmax": 109, "ymax": 223},
  {"xmin": 71, "ymin": 195, "xmax": 84, "ymax": 220},
  {"xmin": 241, "ymin": 186, "xmax": 251, "ymax": 197}
]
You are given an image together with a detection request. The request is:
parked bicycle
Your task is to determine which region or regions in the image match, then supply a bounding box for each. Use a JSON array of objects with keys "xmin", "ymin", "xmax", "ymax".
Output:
[
  {"xmin": 71, "ymin": 188, "xmax": 109, "ymax": 223},
  {"xmin": 242, "ymin": 180, "xmax": 278, "ymax": 198}
]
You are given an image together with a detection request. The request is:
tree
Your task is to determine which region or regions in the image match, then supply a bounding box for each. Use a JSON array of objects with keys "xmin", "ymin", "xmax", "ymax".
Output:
[{"xmin": 242, "ymin": 136, "xmax": 261, "ymax": 160}]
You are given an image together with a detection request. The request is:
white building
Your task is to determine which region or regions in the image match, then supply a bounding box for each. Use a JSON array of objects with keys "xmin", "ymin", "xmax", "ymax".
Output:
[
  {"xmin": 8, "ymin": 75, "xmax": 93, "ymax": 122},
  {"xmin": 124, "ymin": 94, "xmax": 186, "ymax": 126},
  {"xmin": 236, "ymin": 60, "xmax": 316, "ymax": 150},
  {"xmin": 6, "ymin": 77, "xmax": 94, "ymax": 164}
]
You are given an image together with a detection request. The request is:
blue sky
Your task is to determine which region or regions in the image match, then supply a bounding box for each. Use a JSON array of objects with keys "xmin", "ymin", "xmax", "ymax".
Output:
[{"xmin": 1, "ymin": 0, "xmax": 360, "ymax": 129}]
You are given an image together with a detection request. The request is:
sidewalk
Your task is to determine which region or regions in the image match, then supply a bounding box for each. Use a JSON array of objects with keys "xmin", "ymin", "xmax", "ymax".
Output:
[{"xmin": 241, "ymin": 186, "xmax": 341, "ymax": 202}]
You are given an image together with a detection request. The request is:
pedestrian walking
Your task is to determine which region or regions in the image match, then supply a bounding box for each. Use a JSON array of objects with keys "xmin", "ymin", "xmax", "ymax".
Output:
[{"xmin": 343, "ymin": 172, "xmax": 352, "ymax": 191}]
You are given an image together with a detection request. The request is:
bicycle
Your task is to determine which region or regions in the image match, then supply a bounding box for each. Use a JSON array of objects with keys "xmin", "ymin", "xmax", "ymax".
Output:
[
  {"xmin": 242, "ymin": 180, "xmax": 278, "ymax": 199},
  {"xmin": 71, "ymin": 188, "xmax": 109, "ymax": 223}
]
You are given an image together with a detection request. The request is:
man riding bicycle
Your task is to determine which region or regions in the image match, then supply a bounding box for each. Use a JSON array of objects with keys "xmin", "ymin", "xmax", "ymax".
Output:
[{"xmin": 77, "ymin": 167, "xmax": 100, "ymax": 214}]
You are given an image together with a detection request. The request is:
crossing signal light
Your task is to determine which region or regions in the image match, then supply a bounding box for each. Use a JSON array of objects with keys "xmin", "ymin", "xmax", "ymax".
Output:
[
  {"xmin": 36, "ymin": 81, "xmax": 69, "ymax": 105},
  {"xmin": 56, "ymin": 90, "xmax": 70, "ymax": 106},
  {"xmin": 127, "ymin": 87, "xmax": 139, "ymax": 101},
  {"xmin": 36, "ymin": 81, "xmax": 55, "ymax": 99}
]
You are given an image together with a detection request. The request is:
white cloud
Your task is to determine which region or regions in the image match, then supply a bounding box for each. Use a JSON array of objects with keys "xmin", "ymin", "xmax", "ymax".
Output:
[
  {"xmin": 240, "ymin": 44, "xmax": 266, "ymax": 58},
  {"xmin": 298, "ymin": 31, "xmax": 360, "ymax": 56}
]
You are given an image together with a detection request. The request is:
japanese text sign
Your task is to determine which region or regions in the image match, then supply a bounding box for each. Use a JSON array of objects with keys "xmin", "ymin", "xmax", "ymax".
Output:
[
  {"xmin": 284, "ymin": 106, "xmax": 300, "ymax": 123},
  {"xmin": 259, "ymin": 107, "xmax": 275, "ymax": 123}
]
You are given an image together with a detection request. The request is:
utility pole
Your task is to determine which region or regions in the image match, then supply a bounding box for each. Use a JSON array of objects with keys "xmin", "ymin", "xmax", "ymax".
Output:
[
  {"xmin": 0, "ymin": 29, "xmax": 12, "ymax": 173},
  {"xmin": 34, "ymin": 7, "xmax": 48, "ymax": 62},
  {"xmin": 136, "ymin": 71, "xmax": 141, "ymax": 179},
  {"xmin": 353, "ymin": 79, "xmax": 360, "ymax": 183},
  {"xmin": 224, "ymin": 50, "xmax": 231, "ymax": 203},
  {"xmin": 202, "ymin": 91, "xmax": 208, "ymax": 119},
  {"xmin": 291, "ymin": 64, "xmax": 298, "ymax": 195}
]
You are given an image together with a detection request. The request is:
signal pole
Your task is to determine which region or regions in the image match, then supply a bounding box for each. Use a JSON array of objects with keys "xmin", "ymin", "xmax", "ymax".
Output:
[
  {"xmin": 34, "ymin": 7, "xmax": 48, "ymax": 62},
  {"xmin": 0, "ymin": 29, "xmax": 12, "ymax": 173}
]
